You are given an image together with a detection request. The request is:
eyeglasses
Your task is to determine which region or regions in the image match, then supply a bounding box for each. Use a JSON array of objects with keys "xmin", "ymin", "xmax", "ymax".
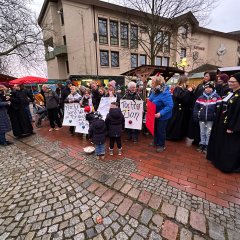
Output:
[{"xmin": 228, "ymin": 81, "xmax": 238, "ymax": 83}]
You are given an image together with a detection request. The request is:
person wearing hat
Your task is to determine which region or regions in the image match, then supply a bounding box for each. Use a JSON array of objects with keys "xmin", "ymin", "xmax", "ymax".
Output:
[
  {"xmin": 216, "ymin": 73, "xmax": 230, "ymax": 98},
  {"xmin": 88, "ymin": 111, "xmax": 106, "ymax": 160},
  {"xmin": 207, "ymin": 72, "xmax": 240, "ymax": 172},
  {"xmin": 105, "ymin": 80, "xmax": 121, "ymax": 103},
  {"xmin": 193, "ymin": 81, "xmax": 221, "ymax": 153}
]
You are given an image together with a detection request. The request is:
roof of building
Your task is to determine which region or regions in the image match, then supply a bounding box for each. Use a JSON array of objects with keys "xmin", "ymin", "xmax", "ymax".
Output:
[
  {"xmin": 189, "ymin": 72, "xmax": 205, "ymax": 79},
  {"xmin": 218, "ymin": 66, "xmax": 240, "ymax": 72},
  {"xmin": 188, "ymin": 64, "xmax": 220, "ymax": 74},
  {"xmin": 0, "ymin": 74, "xmax": 16, "ymax": 82}
]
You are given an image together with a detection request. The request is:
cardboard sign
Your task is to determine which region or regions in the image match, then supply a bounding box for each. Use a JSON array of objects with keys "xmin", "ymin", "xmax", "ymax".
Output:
[
  {"xmin": 62, "ymin": 103, "xmax": 80, "ymax": 126},
  {"xmin": 97, "ymin": 97, "xmax": 116, "ymax": 120},
  {"xmin": 146, "ymin": 100, "xmax": 156, "ymax": 136},
  {"xmin": 120, "ymin": 99, "xmax": 144, "ymax": 130},
  {"xmin": 75, "ymin": 108, "xmax": 89, "ymax": 134}
]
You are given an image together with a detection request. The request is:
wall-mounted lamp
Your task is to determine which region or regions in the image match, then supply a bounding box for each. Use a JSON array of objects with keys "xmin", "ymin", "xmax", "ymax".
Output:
[{"xmin": 57, "ymin": 9, "xmax": 63, "ymax": 15}]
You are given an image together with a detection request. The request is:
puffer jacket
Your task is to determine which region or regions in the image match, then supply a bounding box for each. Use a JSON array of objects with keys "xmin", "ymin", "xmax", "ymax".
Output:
[
  {"xmin": 0, "ymin": 95, "xmax": 11, "ymax": 134},
  {"xmin": 88, "ymin": 119, "xmax": 106, "ymax": 144},
  {"xmin": 43, "ymin": 90, "xmax": 59, "ymax": 109},
  {"xmin": 193, "ymin": 91, "xmax": 222, "ymax": 121},
  {"xmin": 122, "ymin": 90, "xmax": 143, "ymax": 101},
  {"xmin": 105, "ymin": 108, "xmax": 125, "ymax": 137}
]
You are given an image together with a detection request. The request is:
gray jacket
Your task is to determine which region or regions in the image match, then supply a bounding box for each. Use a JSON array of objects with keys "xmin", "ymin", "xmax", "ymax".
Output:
[{"xmin": 44, "ymin": 90, "xmax": 59, "ymax": 109}]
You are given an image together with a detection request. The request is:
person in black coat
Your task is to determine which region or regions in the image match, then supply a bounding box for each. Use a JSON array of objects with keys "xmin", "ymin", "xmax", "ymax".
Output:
[
  {"xmin": 61, "ymin": 80, "xmax": 72, "ymax": 110},
  {"xmin": 88, "ymin": 112, "xmax": 106, "ymax": 160},
  {"xmin": 90, "ymin": 81, "xmax": 101, "ymax": 110},
  {"xmin": 0, "ymin": 85, "xmax": 13, "ymax": 146},
  {"xmin": 167, "ymin": 75, "xmax": 193, "ymax": 141},
  {"xmin": 105, "ymin": 102, "xmax": 125, "ymax": 156},
  {"xmin": 207, "ymin": 72, "xmax": 240, "ymax": 173},
  {"xmin": 215, "ymin": 73, "xmax": 230, "ymax": 98}
]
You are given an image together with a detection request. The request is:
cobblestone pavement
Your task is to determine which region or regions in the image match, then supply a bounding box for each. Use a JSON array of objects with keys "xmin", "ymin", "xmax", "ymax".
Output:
[{"xmin": 0, "ymin": 132, "xmax": 239, "ymax": 239}]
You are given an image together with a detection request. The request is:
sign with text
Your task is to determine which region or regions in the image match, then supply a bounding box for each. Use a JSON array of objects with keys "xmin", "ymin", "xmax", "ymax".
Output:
[
  {"xmin": 75, "ymin": 108, "xmax": 89, "ymax": 134},
  {"xmin": 120, "ymin": 99, "xmax": 144, "ymax": 130},
  {"xmin": 97, "ymin": 97, "xmax": 117, "ymax": 120},
  {"xmin": 62, "ymin": 103, "xmax": 80, "ymax": 126},
  {"xmin": 146, "ymin": 100, "xmax": 156, "ymax": 136}
]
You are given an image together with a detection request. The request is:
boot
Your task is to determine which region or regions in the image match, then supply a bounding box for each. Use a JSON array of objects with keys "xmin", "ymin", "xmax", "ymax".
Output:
[
  {"xmin": 109, "ymin": 148, "xmax": 113, "ymax": 156},
  {"xmin": 118, "ymin": 148, "xmax": 122, "ymax": 156}
]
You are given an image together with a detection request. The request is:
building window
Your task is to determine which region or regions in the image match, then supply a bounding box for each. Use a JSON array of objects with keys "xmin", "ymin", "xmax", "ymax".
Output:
[
  {"xmin": 63, "ymin": 35, "xmax": 66, "ymax": 45},
  {"xmin": 121, "ymin": 23, "xmax": 129, "ymax": 47},
  {"xmin": 180, "ymin": 25, "xmax": 188, "ymax": 39},
  {"xmin": 180, "ymin": 48, "xmax": 186, "ymax": 60},
  {"xmin": 131, "ymin": 54, "xmax": 138, "ymax": 68},
  {"xmin": 156, "ymin": 56, "xmax": 162, "ymax": 66},
  {"xmin": 110, "ymin": 21, "xmax": 119, "ymax": 46},
  {"xmin": 163, "ymin": 32, "xmax": 170, "ymax": 53},
  {"xmin": 98, "ymin": 18, "xmax": 108, "ymax": 44},
  {"xmin": 155, "ymin": 31, "xmax": 163, "ymax": 51},
  {"xmin": 140, "ymin": 54, "xmax": 147, "ymax": 65},
  {"xmin": 111, "ymin": 51, "xmax": 119, "ymax": 67},
  {"xmin": 130, "ymin": 25, "xmax": 138, "ymax": 48},
  {"xmin": 162, "ymin": 57, "xmax": 169, "ymax": 66},
  {"xmin": 100, "ymin": 50, "xmax": 109, "ymax": 66},
  {"xmin": 66, "ymin": 60, "xmax": 69, "ymax": 74}
]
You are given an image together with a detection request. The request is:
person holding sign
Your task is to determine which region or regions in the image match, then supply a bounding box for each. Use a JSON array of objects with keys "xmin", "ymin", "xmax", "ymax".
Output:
[
  {"xmin": 148, "ymin": 74, "xmax": 173, "ymax": 152},
  {"xmin": 80, "ymin": 88, "xmax": 94, "ymax": 108},
  {"xmin": 122, "ymin": 81, "xmax": 143, "ymax": 143},
  {"xmin": 65, "ymin": 86, "xmax": 82, "ymax": 135},
  {"xmin": 105, "ymin": 102, "xmax": 125, "ymax": 156},
  {"xmin": 105, "ymin": 80, "xmax": 121, "ymax": 103}
]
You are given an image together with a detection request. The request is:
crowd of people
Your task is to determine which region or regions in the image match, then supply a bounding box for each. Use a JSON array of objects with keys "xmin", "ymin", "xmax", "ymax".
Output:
[{"xmin": 0, "ymin": 71, "xmax": 240, "ymax": 173}]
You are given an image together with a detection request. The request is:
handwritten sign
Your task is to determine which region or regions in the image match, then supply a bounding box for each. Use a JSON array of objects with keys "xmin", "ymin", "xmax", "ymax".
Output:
[
  {"xmin": 62, "ymin": 103, "xmax": 80, "ymax": 126},
  {"xmin": 97, "ymin": 97, "xmax": 116, "ymax": 120},
  {"xmin": 120, "ymin": 99, "xmax": 144, "ymax": 130},
  {"xmin": 75, "ymin": 108, "xmax": 89, "ymax": 134},
  {"xmin": 146, "ymin": 100, "xmax": 156, "ymax": 136}
]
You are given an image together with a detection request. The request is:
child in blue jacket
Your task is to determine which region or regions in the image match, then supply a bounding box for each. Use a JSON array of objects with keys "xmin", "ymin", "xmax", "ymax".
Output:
[{"xmin": 193, "ymin": 82, "xmax": 221, "ymax": 153}]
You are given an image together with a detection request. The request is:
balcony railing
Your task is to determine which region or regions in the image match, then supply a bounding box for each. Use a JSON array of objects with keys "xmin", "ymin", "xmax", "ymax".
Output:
[
  {"xmin": 54, "ymin": 45, "xmax": 67, "ymax": 57},
  {"xmin": 45, "ymin": 51, "xmax": 55, "ymax": 61}
]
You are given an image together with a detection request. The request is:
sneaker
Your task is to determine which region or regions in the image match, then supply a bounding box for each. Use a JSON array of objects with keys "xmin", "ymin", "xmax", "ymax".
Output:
[
  {"xmin": 202, "ymin": 145, "xmax": 207, "ymax": 154},
  {"xmin": 101, "ymin": 155, "xmax": 105, "ymax": 160},
  {"xmin": 55, "ymin": 127, "xmax": 61, "ymax": 131},
  {"xmin": 196, "ymin": 144, "xmax": 204, "ymax": 152},
  {"xmin": 118, "ymin": 148, "xmax": 122, "ymax": 156},
  {"xmin": 96, "ymin": 155, "xmax": 100, "ymax": 160},
  {"xmin": 49, "ymin": 128, "xmax": 54, "ymax": 132},
  {"xmin": 156, "ymin": 146, "xmax": 166, "ymax": 153},
  {"xmin": 109, "ymin": 148, "xmax": 113, "ymax": 156}
]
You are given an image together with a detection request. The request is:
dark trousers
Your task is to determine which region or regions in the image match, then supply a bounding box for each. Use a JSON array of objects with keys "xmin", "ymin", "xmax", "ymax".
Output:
[
  {"xmin": 109, "ymin": 137, "xmax": 122, "ymax": 149},
  {"xmin": 154, "ymin": 120, "xmax": 168, "ymax": 147},
  {"xmin": 126, "ymin": 129, "xmax": 139, "ymax": 140},
  {"xmin": 0, "ymin": 133, "xmax": 6, "ymax": 144},
  {"xmin": 47, "ymin": 108, "xmax": 62, "ymax": 129},
  {"xmin": 24, "ymin": 105, "xmax": 32, "ymax": 122}
]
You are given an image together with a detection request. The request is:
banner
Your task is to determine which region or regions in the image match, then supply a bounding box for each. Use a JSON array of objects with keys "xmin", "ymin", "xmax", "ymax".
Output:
[
  {"xmin": 62, "ymin": 103, "xmax": 80, "ymax": 126},
  {"xmin": 97, "ymin": 97, "xmax": 117, "ymax": 120},
  {"xmin": 75, "ymin": 108, "xmax": 89, "ymax": 134},
  {"xmin": 120, "ymin": 99, "xmax": 144, "ymax": 130},
  {"xmin": 146, "ymin": 100, "xmax": 156, "ymax": 136}
]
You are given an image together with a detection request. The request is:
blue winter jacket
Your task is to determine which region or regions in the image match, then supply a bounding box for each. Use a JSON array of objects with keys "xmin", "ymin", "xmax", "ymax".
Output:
[
  {"xmin": 149, "ymin": 86, "xmax": 173, "ymax": 121},
  {"xmin": 193, "ymin": 90, "xmax": 222, "ymax": 122}
]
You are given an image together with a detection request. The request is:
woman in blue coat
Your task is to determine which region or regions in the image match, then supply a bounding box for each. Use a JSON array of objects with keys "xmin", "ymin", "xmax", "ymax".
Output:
[
  {"xmin": 0, "ymin": 85, "xmax": 12, "ymax": 146},
  {"xmin": 148, "ymin": 75, "xmax": 173, "ymax": 152}
]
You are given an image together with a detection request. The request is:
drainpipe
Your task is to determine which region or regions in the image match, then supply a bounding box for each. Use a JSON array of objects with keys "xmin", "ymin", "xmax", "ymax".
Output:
[{"xmin": 93, "ymin": 5, "xmax": 99, "ymax": 80}]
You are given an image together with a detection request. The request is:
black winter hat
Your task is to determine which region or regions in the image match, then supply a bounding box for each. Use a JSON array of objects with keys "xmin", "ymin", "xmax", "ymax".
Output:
[
  {"xmin": 93, "ymin": 111, "xmax": 102, "ymax": 119},
  {"xmin": 204, "ymin": 81, "xmax": 215, "ymax": 90},
  {"xmin": 232, "ymin": 72, "xmax": 240, "ymax": 84}
]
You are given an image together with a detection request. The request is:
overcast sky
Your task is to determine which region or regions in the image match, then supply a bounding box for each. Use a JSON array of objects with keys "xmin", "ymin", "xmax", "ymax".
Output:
[{"xmin": 32, "ymin": 0, "xmax": 240, "ymax": 32}]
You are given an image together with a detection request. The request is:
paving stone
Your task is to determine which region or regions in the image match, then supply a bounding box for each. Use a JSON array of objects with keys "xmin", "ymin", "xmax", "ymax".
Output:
[
  {"xmin": 111, "ymin": 194, "xmax": 124, "ymax": 205},
  {"xmin": 109, "ymin": 211, "xmax": 119, "ymax": 221},
  {"xmin": 161, "ymin": 202, "xmax": 176, "ymax": 218},
  {"xmin": 140, "ymin": 208, "xmax": 153, "ymax": 225},
  {"xmin": 74, "ymin": 233, "xmax": 85, "ymax": 240},
  {"xmin": 64, "ymin": 227, "xmax": 75, "ymax": 238},
  {"xmin": 136, "ymin": 224, "xmax": 150, "ymax": 238},
  {"xmin": 193, "ymin": 236, "xmax": 206, "ymax": 240},
  {"xmin": 25, "ymin": 232, "xmax": 35, "ymax": 240},
  {"xmin": 86, "ymin": 228, "xmax": 98, "ymax": 238},
  {"xmin": 227, "ymin": 229, "xmax": 240, "ymax": 240},
  {"xmin": 128, "ymin": 188, "xmax": 140, "ymax": 199},
  {"xmin": 116, "ymin": 232, "xmax": 129, "ymax": 240},
  {"xmin": 180, "ymin": 228, "xmax": 192, "ymax": 240},
  {"xmin": 111, "ymin": 222, "xmax": 121, "ymax": 233},
  {"xmin": 80, "ymin": 210, "xmax": 91, "ymax": 221},
  {"xmin": 129, "ymin": 203, "xmax": 143, "ymax": 219},
  {"xmin": 149, "ymin": 231, "xmax": 162, "ymax": 240},
  {"xmin": 176, "ymin": 207, "xmax": 189, "ymax": 225},
  {"xmin": 161, "ymin": 220, "xmax": 179, "ymax": 240},
  {"xmin": 123, "ymin": 224, "xmax": 134, "ymax": 237},
  {"xmin": 152, "ymin": 214, "xmax": 164, "ymax": 228},
  {"xmin": 129, "ymin": 218, "xmax": 139, "ymax": 228},
  {"xmin": 93, "ymin": 234, "xmax": 105, "ymax": 240},
  {"xmin": 138, "ymin": 190, "xmax": 152, "ymax": 204},
  {"xmin": 75, "ymin": 222, "xmax": 85, "ymax": 234},
  {"xmin": 104, "ymin": 227, "xmax": 114, "ymax": 240},
  {"xmin": 190, "ymin": 211, "xmax": 206, "ymax": 234},
  {"xmin": 116, "ymin": 198, "xmax": 133, "ymax": 216},
  {"xmin": 131, "ymin": 233, "xmax": 144, "ymax": 240},
  {"xmin": 208, "ymin": 221, "xmax": 225, "ymax": 240},
  {"xmin": 148, "ymin": 194, "xmax": 162, "ymax": 210}
]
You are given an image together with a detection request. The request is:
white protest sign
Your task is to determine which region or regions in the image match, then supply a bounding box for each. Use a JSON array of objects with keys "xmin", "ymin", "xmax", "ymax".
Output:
[
  {"xmin": 97, "ymin": 97, "xmax": 117, "ymax": 120},
  {"xmin": 120, "ymin": 99, "xmax": 144, "ymax": 130},
  {"xmin": 62, "ymin": 103, "xmax": 80, "ymax": 126},
  {"xmin": 75, "ymin": 108, "xmax": 89, "ymax": 134}
]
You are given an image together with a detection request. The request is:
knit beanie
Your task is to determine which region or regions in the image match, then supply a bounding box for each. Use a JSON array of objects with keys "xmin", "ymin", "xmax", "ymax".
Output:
[
  {"xmin": 232, "ymin": 72, "xmax": 240, "ymax": 84},
  {"xmin": 108, "ymin": 80, "xmax": 116, "ymax": 88},
  {"xmin": 204, "ymin": 81, "xmax": 215, "ymax": 90},
  {"xmin": 219, "ymin": 73, "xmax": 229, "ymax": 83}
]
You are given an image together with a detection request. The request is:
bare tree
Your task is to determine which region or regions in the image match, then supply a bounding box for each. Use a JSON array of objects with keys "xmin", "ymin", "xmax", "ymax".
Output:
[
  {"xmin": 0, "ymin": 0, "xmax": 46, "ymax": 76},
  {"xmin": 110, "ymin": 0, "xmax": 218, "ymax": 65}
]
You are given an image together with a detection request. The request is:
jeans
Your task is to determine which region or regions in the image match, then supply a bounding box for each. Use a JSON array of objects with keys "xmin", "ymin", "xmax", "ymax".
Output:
[
  {"xmin": 0, "ymin": 133, "xmax": 6, "ymax": 145},
  {"xmin": 126, "ymin": 129, "xmax": 139, "ymax": 140},
  {"xmin": 95, "ymin": 143, "xmax": 105, "ymax": 156},
  {"xmin": 199, "ymin": 121, "xmax": 213, "ymax": 146},
  {"xmin": 109, "ymin": 137, "xmax": 122, "ymax": 149},
  {"xmin": 47, "ymin": 108, "xmax": 62, "ymax": 129},
  {"xmin": 154, "ymin": 120, "xmax": 168, "ymax": 147}
]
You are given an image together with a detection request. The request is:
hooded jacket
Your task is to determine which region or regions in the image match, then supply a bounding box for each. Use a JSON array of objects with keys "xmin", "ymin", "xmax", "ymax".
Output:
[
  {"xmin": 105, "ymin": 108, "xmax": 125, "ymax": 137},
  {"xmin": 88, "ymin": 118, "xmax": 106, "ymax": 144},
  {"xmin": 193, "ymin": 90, "xmax": 222, "ymax": 121}
]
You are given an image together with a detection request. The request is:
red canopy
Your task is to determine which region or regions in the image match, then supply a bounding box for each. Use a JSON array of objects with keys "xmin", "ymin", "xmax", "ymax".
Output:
[{"xmin": 9, "ymin": 76, "xmax": 48, "ymax": 85}]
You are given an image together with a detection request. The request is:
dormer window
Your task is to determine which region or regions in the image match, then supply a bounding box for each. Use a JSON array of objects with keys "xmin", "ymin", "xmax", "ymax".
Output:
[{"xmin": 180, "ymin": 25, "xmax": 188, "ymax": 39}]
